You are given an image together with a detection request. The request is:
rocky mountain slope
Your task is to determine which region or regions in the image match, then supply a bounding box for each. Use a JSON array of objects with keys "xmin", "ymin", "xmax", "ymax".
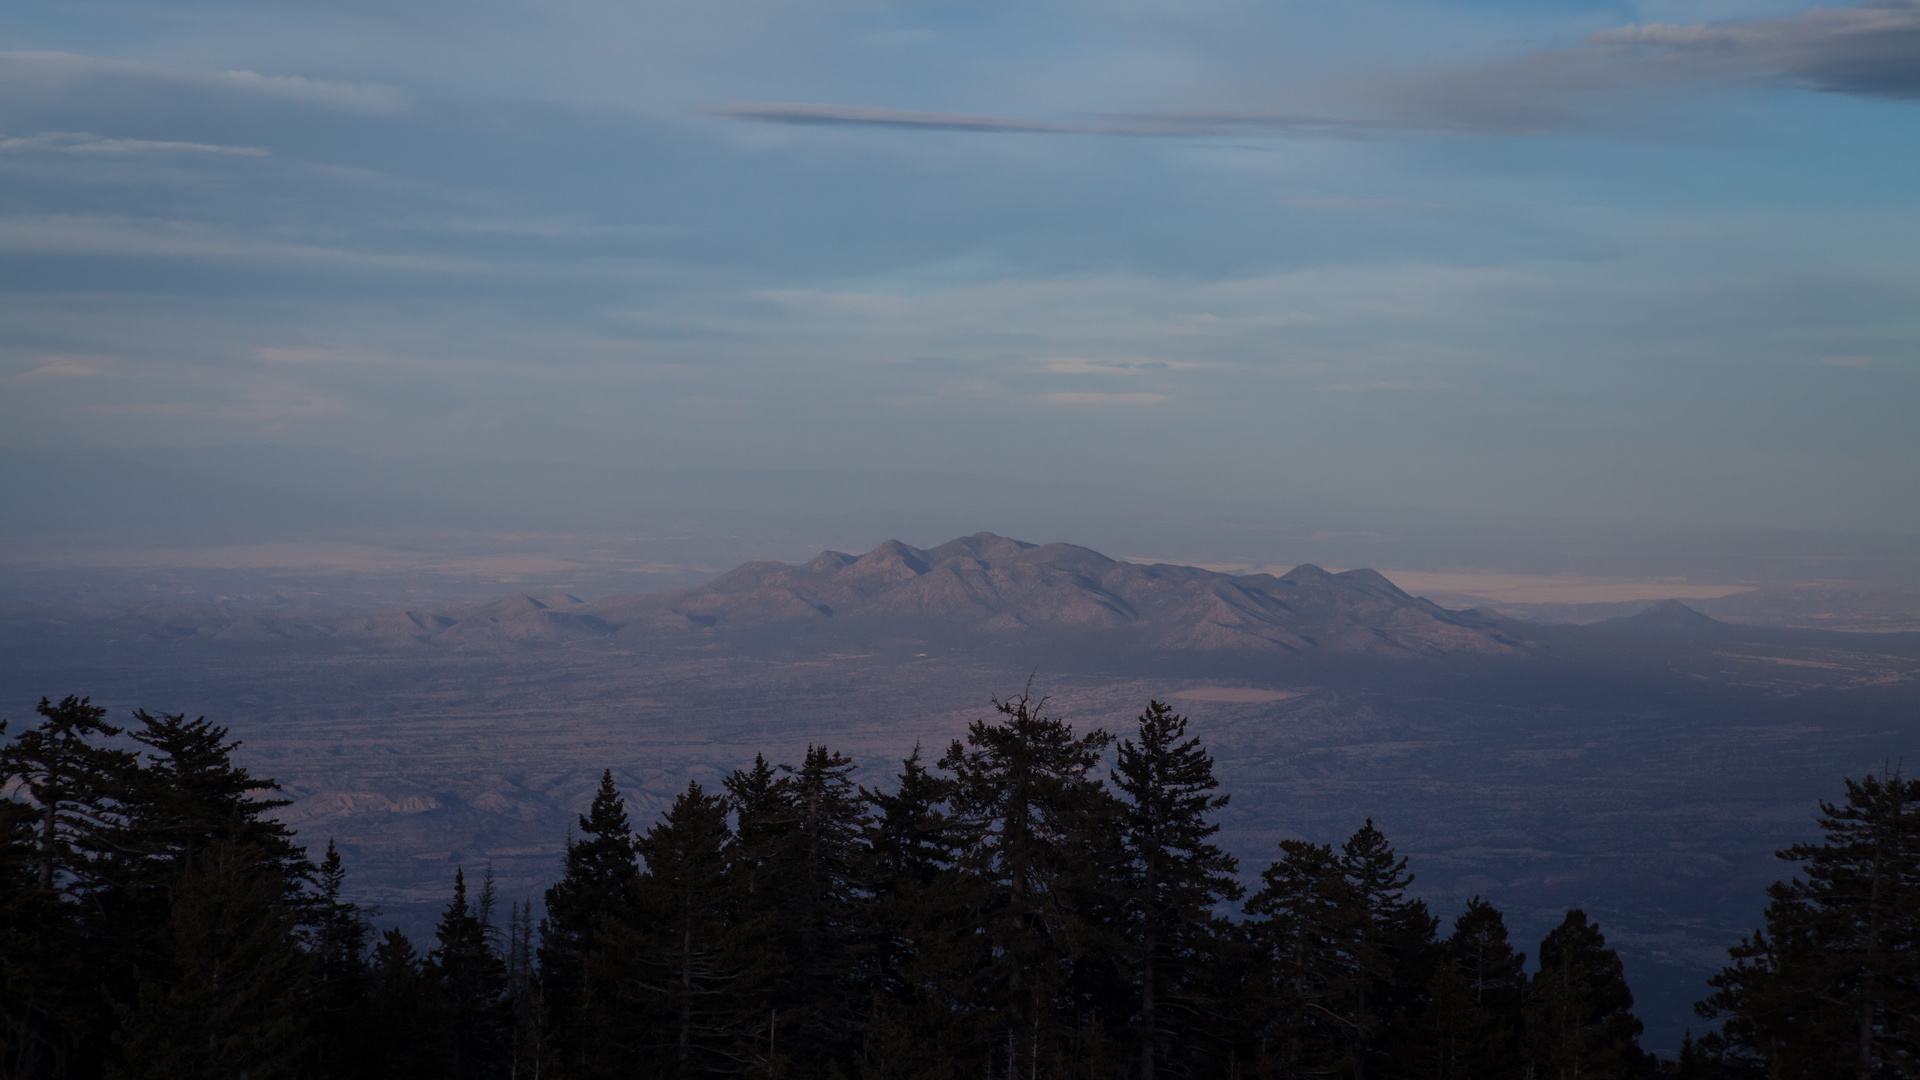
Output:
[{"xmin": 585, "ymin": 532, "xmax": 1524, "ymax": 656}]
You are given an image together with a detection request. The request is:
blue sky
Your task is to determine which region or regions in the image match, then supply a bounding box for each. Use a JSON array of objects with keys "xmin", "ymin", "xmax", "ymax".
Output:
[{"xmin": 1, "ymin": 0, "xmax": 1915, "ymax": 530}]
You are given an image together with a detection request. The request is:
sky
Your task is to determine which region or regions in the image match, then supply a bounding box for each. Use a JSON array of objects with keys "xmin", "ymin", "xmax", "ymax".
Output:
[{"xmin": 0, "ymin": 0, "xmax": 1916, "ymax": 532}]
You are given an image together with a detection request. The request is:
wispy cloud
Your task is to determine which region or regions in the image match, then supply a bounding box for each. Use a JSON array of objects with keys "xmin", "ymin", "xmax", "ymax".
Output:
[
  {"xmin": 706, "ymin": 101, "xmax": 1402, "ymax": 139},
  {"xmin": 0, "ymin": 214, "xmax": 488, "ymax": 272},
  {"xmin": 219, "ymin": 69, "xmax": 410, "ymax": 113},
  {"xmin": 1282, "ymin": 198, "xmax": 1454, "ymax": 209},
  {"xmin": 705, "ymin": 102, "xmax": 1073, "ymax": 133},
  {"xmin": 1035, "ymin": 357, "xmax": 1201, "ymax": 375},
  {"xmin": 0, "ymin": 52, "xmax": 411, "ymax": 116},
  {"xmin": 1322, "ymin": 381, "xmax": 1446, "ymax": 393},
  {"xmin": 6, "ymin": 355, "xmax": 115, "ymax": 384},
  {"xmin": 82, "ymin": 391, "xmax": 338, "ymax": 423},
  {"xmin": 253, "ymin": 347, "xmax": 388, "ymax": 366},
  {"xmin": 1374, "ymin": 1, "xmax": 1920, "ymax": 134},
  {"xmin": 711, "ymin": 3, "xmax": 1920, "ymax": 144},
  {"xmin": 1589, "ymin": 3, "xmax": 1920, "ymax": 100},
  {"xmin": 1035, "ymin": 391, "xmax": 1169, "ymax": 406},
  {"xmin": 0, "ymin": 131, "xmax": 268, "ymax": 156}
]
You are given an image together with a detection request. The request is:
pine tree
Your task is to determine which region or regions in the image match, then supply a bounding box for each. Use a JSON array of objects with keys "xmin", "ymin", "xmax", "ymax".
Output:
[
  {"xmin": 1412, "ymin": 898, "xmax": 1526, "ymax": 1079},
  {"xmin": 478, "ymin": 863, "xmax": 502, "ymax": 952},
  {"xmin": 430, "ymin": 866, "xmax": 513, "ymax": 1080},
  {"xmin": 1245, "ymin": 839, "xmax": 1352, "ymax": 1078},
  {"xmin": 364, "ymin": 927, "xmax": 440, "ymax": 1078},
  {"xmin": 854, "ymin": 747, "xmax": 968, "ymax": 1080},
  {"xmin": 1110, "ymin": 700, "xmax": 1242, "ymax": 1080},
  {"xmin": 1696, "ymin": 770, "xmax": 1920, "ymax": 1079},
  {"xmin": 1244, "ymin": 821, "xmax": 1439, "ymax": 1080},
  {"xmin": 113, "ymin": 709, "xmax": 307, "ymax": 885},
  {"xmin": 1336, "ymin": 820, "xmax": 1439, "ymax": 1080},
  {"xmin": 633, "ymin": 780, "xmax": 748, "ymax": 1078},
  {"xmin": 0, "ymin": 696, "xmax": 133, "ymax": 894},
  {"xmin": 776, "ymin": 745, "xmax": 870, "ymax": 1074},
  {"xmin": 107, "ymin": 840, "xmax": 315, "ymax": 1080},
  {"xmin": 721, "ymin": 754, "xmax": 797, "ymax": 1077},
  {"xmin": 937, "ymin": 691, "xmax": 1116, "ymax": 1075},
  {"xmin": 858, "ymin": 746, "xmax": 956, "ymax": 1001},
  {"xmin": 541, "ymin": 769, "xmax": 642, "ymax": 1078},
  {"xmin": 1525, "ymin": 909, "xmax": 1649, "ymax": 1080},
  {"xmin": 506, "ymin": 900, "xmax": 546, "ymax": 1080},
  {"xmin": 0, "ymin": 757, "xmax": 82, "ymax": 1080},
  {"xmin": 312, "ymin": 839, "xmax": 371, "ymax": 1079},
  {"xmin": 93, "ymin": 708, "xmax": 316, "ymax": 1069},
  {"xmin": 722, "ymin": 755, "xmax": 793, "ymax": 939}
]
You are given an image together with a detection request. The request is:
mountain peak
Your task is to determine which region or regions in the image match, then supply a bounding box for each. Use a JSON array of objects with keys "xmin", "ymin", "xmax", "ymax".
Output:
[
  {"xmin": 805, "ymin": 550, "xmax": 857, "ymax": 573},
  {"xmin": 1633, "ymin": 599, "xmax": 1721, "ymax": 627}
]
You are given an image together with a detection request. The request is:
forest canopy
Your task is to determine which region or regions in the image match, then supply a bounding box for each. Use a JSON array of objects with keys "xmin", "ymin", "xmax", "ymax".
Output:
[{"xmin": 2, "ymin": 692, "xmax": 1915, "ymax": 1080}]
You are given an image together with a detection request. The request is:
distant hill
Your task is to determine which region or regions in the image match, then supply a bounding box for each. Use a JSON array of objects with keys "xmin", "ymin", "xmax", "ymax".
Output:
[{"xmin": 1607, "ymin": 598, "xmax": 1727, "ymax": 632}]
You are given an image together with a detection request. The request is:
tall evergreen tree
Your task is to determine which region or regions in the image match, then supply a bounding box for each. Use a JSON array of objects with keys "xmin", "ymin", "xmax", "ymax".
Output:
[
  {"xmin": 0, "ymin": 750, "xmax": 81, "ymax": 1080},
  {"xmin": 1336, "ymin": 820, "xmax": 1439, "ymax": 1080},
  {"xmin": 775, "ymin": 745, "xmax": 870, "ymax": 1075},
  {"xmin": 1245, "ymin": 821, "xmax": 1438, "ymax": 1080},
  {"xmin": 721, "ymin": 754, "xmax": 798, "ymax": 1076},
  {"xmin": 1109, "ymin": 700, "xmax": 1242, "ymax": 1080},
  {"xmin": 363, "ymin": 928, "xmax": 440, "ymax": 1078},
  {"xmin": 112, "ymin": 710, "xmax": 307, "ymax": 885},
  {"xmin": 633, "ymin": 780, "xmax": 749, "ymax": 1078},
  {"xmin": 430, "ymin": 867, "xmax": 512, "ymax": 1080},
  {"xmin": 541, "ymin": 770, "xmax": 641, "ymax": 1078},
  {"xmin": 1245, "ymin": 839, "xmax": 1353, "ymax": 1078},
  {"xmin": 854, "ymin": 747, "xmax": 968, "ymax": 1080},
  {"xmin": 1412, "ymin": 898, "xmax": 1526, "ymax": 1080},
  {"xmin": 1697, "ymin": 770, "xmax": 1920, "ymax": 1079},
  {"xmin": 95, "ymin": 708, "xmax": 315, "ymax": 1071},
  {"xmin": 108, "ymin": 840, "xmax": 314, "ymax": 1080},
  {"xmin": 857, "ymin": 746, "xmax": 956, "ymax": 1001},
  {"xmin": 1525, "ymin": 909, "xmax": 1650, "ymax": 1080},
  {"xmin": 938, "ymin": 692, "xmax": 1116, "ymax": 1076},
  {"xmin": 311, "ymin": 839, "xmax": 370, "ymax": 1079},
  {"xmin": 0, "ymin": 696, "xmax": 133, "ymax": 893},
  {"xmin": 506, "ymin": 900, "xmax": 545, "ymax": 1080}
]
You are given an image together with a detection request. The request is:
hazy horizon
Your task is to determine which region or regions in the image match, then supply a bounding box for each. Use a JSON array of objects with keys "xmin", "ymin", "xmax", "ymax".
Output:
[{"xmin": 4, "ymin": 443, "xmax": 1918, "ymax": 632}]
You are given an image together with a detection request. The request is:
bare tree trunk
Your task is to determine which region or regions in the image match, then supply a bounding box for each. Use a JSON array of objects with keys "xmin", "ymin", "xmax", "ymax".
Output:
[
  {"xmin": 679, "ymin": 922, "xmax": 693, "ymax": 1078},
  {"xmin": 39, "ymin": 785, "xmax": 57, "ymax": 890},
  {"xmin": 1857, "ymin": 826, "xmax": 1887, "ymax": 1080},
  {"xmin": 1856, "ymin": 999, "xmax": 1875, "ymax": 1080},
  {"xmin": 1140, "ymin": 932, "xmax": 1157, "ymax": 1080}
]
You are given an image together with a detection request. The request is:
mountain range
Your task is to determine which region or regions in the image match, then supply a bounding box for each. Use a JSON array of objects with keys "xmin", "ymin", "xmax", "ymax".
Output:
[
  {"xmin": 567, "ymin": 532, "xmax": 1527, "ymax": 656},
  {"xmin": 15, "ymin": 533, "xmax": 1528, "ymax": 658}
]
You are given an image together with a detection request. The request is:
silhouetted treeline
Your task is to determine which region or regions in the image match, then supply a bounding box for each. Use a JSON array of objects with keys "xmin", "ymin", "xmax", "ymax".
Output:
[{"xmin": 3, "ymin": 693, "xmax": 1915, "ymax": 1079}]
